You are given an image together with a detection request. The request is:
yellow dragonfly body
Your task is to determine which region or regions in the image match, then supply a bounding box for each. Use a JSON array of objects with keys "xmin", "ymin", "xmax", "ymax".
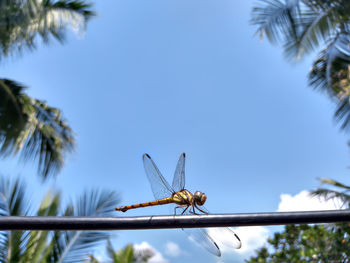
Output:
[{"xmin": 116, "ymin": 189, "xmax": 200, "ymax": 212}]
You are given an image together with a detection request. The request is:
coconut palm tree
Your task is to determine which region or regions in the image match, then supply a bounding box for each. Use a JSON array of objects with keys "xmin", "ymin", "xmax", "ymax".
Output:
[
  {"xmin": 251, "ymin": 0, "xmax": 350, "ymax": 208},
  {"xmin": 0, "ymin": 175, "xmax": 120, "ymax": 262},
  {"xmin": 251, "ymin": 0, "xmax": 350, "ymax": 130},
  {"xmin": 0, "ymin": 79, "xmax": 75, "ymax": 179},
  {"xmin": 0, "ymin": 0, "xmax": 95, "ymax": 179},
  {"xmin": 0, "ymin": 0, "xmax": 95, "ymax": 60}
]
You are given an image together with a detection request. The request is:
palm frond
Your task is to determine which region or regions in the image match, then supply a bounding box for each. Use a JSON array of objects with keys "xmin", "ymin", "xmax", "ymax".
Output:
[
  {"xmin": 0, "ymin": 78, "xmax": 76, "ymax": 179},
  {"xmin": 0, "ymin": 176, "xmax": 122, "ymax": 263},
  {"xmin": 0, "ymin": 175, "xmax": 29, "ymax": 263},
  {"xmin": 308, "ymin": 34, "xmax": 350, "ymax": 130},
  {"xmin": 0, "ymin": 79, "xmax": 27, "ymax": 155},
  {"xmin": 252, "ymin": 0, "xmax": 350, "ymax": 60},
  {"xmin": 19, "ymin": 97, "xmax": 76, "ymax": 179},
  {"xmin": 318, "ymin": 177, "xmax": 350, "ymax": 190},
  {"xmin": 55, "ymin": 189, "xmax": 120, "ymax": 263},
  {"xmin": 309, "ymin": 36, "xmax": 350, "ymax": 94},
  {"xmin": 0, "ymin": 0, "xmax": 95, "ymax": 59},
  {"xmin": 294, "ymin": 0, "xmax": 350, "ymax": 57},
  {"xmin": 21, "ymin": 192, "xmax": 61, "ymax": 263},
  {"xmin": 106, "ymin": 239, "xmax": 118, "ymax": 262},
  {"xmin": 116, "ymin": 244, "xmax": 134, "ymax": 263},
  {"xmin": 311, "ymin": 177, "xmax": 350, "ymax": 208},
  {"xmin": 251, "ymin": 0, "xmax": 302, "ymax": 45},
  {"xmin": 311, "ymin": 188, "xmax": 350, "ymax": 206}
]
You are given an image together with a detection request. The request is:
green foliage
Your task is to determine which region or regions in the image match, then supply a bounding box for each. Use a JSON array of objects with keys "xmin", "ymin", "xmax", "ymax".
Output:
[
  {"xmin": 0, "ymin": 175, "xmax": 120, "ymax": 263},
  {"xmin": 86, "ymin": 240, "xmax": 154, "ymax": 263},
  {"xmin": 0, "ymin": 0, "xmax": 95, "ymax": 60},
  {"xmin": 247, "ymin": 223, "xmax": 350, "ymax": 262},
  {"xmin": 251, "ymin": 0, "xmax": 350, "ymax": 130},
  {"xmin": 311, "ymin": 177, "xmax": 350, "ymax": 207},
  {"xmin": 0, "ymin": 79, "xmax": 75, "ymax": 179},
  {"xmin": 0, "ymin": 0, "xmax": 95, "ymax": 179},
  {"xmin": 249, "ymin": 176, "xmax": 350, "ymax": 262}
]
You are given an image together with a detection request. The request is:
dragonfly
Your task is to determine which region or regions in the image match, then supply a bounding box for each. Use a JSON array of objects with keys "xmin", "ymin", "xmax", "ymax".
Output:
[{"xmin": 115, "ymin": 153, "xmax": 241, "ymax": 256}]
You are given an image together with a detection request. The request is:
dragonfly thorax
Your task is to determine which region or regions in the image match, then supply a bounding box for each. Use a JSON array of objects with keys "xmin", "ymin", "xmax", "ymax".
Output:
[{"xmin": 194, "ymin": 191, "xmax": 207, "ymax": 206}]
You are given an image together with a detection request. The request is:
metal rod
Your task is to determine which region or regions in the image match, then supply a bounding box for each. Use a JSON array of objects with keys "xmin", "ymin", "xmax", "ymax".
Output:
[{"xmin": 0, "ymin": 210, "xmax": 349, "ymax": 230}]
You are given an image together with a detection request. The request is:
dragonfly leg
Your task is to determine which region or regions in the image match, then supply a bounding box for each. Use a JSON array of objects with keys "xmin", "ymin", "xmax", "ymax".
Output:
[
  {"xmin": 194, "ymin": 204, "xmax": 208, "ymax": 215},
  {"xmin": 191, "ymin": 204, "xmax": 196, "ymax": 214},
  {"xmin": 184, "ymin": 205, "xmax": 196, "ymax": 215},
  {"xmin": 174, "ymin": 205, "xmax": 189, "ymax": 215}
]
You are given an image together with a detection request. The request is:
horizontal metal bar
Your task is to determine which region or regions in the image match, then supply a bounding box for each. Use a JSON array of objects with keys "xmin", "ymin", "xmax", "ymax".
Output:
[{"xmin": 0, "ymin": 210, "xmax": 349, "ymax": 230}]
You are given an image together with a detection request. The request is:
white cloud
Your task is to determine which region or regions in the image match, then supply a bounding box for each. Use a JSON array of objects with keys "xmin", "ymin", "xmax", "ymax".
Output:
[
  {"xmin": 164, "ymin": 241, "xmax": 181, "ymax": 257},
  {"xmin": 277, "ymin": 190, "xmax": 342, "ymax": 212},
  {"xmin": 134, "ymin": 242, "xmax": 169, "ymax": 263}
]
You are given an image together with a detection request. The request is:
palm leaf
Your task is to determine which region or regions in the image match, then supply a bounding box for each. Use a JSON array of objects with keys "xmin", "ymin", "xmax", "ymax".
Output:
[
  {"xmin": 54, "ymin": 189, "xmax": 120, "ymax": 263},
  {"xmin": 0, "ymin": 0, "xmax": 95, "ymax": 60},
  {"xmin": 0, "ymin": 79, "xmax": 27, "ymax": 155},
  {"xmin": 0, "ymin": 176, "xmax": 121, "ymax": 263},
  {"xmin": 309, "ymin": 35, "xmax": 350, "ymax": 95},
  {"xmin": 252, "ymin": 0, "xmax": 350, "ymax": 60},
  {"xmin": 20, "ymin": 192, "xmax": 61, "ymax": 263},
  {"xmin": 311, "ymin": 177, "xmax": 350, "ymax": 207},
  {"xmin": 0, "ymin": 78, "xmax": 75, "ymax": 179},
  {"xmin": 311, "ymin": 188, "xmax": 350, "ymax": 206},
  {"xmin": 19, "ymin": 98, "xmax": 76, "ymax": 179},
  {"xmin": 251, "ymin": 0, "xmax": 301, "ymax": 45},
  {"xmin": 0, "ymin": 176, "xmax": 29, "ymax": 263},
  {"xmin": 116, "ymin": 244, "xmax": 134, "ymax": 263},
  {"xmin": 252, "ymin": 0, "xmax": 350, "ymax": 132},
  {"xmin": 308, "ymin": 35, "xmax": 350, "ymax": 130},
  {"xmin": 290, "ymin": 0, "xmax": 349, "ymax": 58},
  {"xmin": 106, "ymin": 239, "xmax": 118, "ymax": 262},
  {"xmin": 318, "ymin": 178, "xmax": 350, "ymax": 190}
]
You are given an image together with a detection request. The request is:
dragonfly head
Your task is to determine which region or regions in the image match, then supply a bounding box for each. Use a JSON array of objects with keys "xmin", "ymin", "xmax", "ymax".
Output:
[{"xmin": 194, "ymin": 191, "xmax": 207, "ymax": 206}]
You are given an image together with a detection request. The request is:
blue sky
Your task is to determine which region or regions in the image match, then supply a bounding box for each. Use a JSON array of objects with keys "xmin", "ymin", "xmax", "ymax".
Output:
[{"xmin": 1, "ymin": 0, "xmax": 350, "ymax": 262}]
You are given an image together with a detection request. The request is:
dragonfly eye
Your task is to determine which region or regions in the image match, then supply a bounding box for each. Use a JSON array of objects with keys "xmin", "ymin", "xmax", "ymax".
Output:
[{"xmin": 194, "ymin": 191, "xmax": 207, "ymax": 206}]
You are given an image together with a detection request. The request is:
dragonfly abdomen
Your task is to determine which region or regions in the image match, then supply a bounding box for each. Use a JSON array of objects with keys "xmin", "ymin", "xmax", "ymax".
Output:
[{"xmin": 115, "ymin": 197, "xmax": 174, "ymax": 212}]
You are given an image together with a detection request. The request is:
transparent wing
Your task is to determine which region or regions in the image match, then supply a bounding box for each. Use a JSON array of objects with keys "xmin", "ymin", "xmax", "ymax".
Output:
[
  {"xmin": 177, "ymin": 206, "xmax": 221, "ymax": 256},
  {"xmin": 143, "ymin": 154, "xmax": 175, "ymax": 200},
  {"xmin": 183, "ymin": 228, "xmax": 221, "ymax": 257},
  {"xmin": 194, "ymin": 206, "xmax": 242, "ymax": 250},
  {"xmin": 172, "ymin": 153, "xmax": 186, "ymax": 192},
  {"xmin": 176, "ymin": 205, "xmax": 241, "ymax": 256}
]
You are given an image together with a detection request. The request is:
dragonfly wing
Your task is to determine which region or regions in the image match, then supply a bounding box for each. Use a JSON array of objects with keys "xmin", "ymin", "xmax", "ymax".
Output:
[
  {"xmin": 198, "ymin": 206, "xmax": 242, "ymax": 249},
  {"xmin": 172, "ymin": 153, "xmax": 186, "ymax": 192},
  {"xmin": 143, "ymin": 154, "xmax": 174, "ymax": 200},
  {"xmin": 183, "ymin": 228, "xmax": 221, "ymax": 257},
  {"xmin": 196, "ymin": 206, "xmax": 242, "ymax": 249},
  {"xmin": 177, "ymin": 206, "xmax": 221, "ymax": 257},
  {"xmin": 207, "ymin": 227, "xmax": 242, "ymax": 249},
  {"xmin": 177, "ymin": 205, "xmax": 241, "ymax": 254}
]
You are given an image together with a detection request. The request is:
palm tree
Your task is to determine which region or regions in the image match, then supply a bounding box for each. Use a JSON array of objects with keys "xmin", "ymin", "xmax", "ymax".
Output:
[
  {"xmin": 0, "ymin": 0, "xmax": 95, "ymax": 59},
  {"xmin": 311, "ymin": 178, "xmax": 350, "ymax": 207},
  {"xmin": 0, "ymin": 1, "xmax": 95, "ymax": 179},
  {"xmin": 87, "ymin": 240, "xmax": 154, "ymax": 263},
  {"xmin": 251, "ymin": 0, "xmax": 350, "ymax": 208},
  {"xmin": 0, "ymin": 79, "xmax": 75, "ymax": 179},
  {"xmin": 251, "ymin": 0, "xmax": 350, "ymax": 130},
  {"xmin": 0, "ymin": 175, "xmax": 120, "ymax": 262}
]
